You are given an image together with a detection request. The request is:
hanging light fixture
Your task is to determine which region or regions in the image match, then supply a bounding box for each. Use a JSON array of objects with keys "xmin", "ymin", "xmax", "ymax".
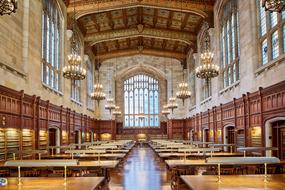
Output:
[
  {"xmin": 262, "ymin": 0, "xmax": 285, "ymax": 12},
  {"xmin": 195, "ymin": 31, "xmax": 219, "ymax": 83},
  {"xmin": 104, "ymin": 67, "xmax": 115, "ymax": 113},
  {"xmin": 0, "ymin": 0, "xmax": 17, "ymax": 16},
  {"xmin": 161, "ymin": 104, "xmax": 170, "ymax": 118},
  {"xmin": 91, "ymin": 67, "xmax": 105, "ymax": 105},
  {"xmin": 63, "ymin": 0, "xmax": 86, "ymax": 80},
  {"xmin": 113, "ymin": 106, "xmax": 122, "ymax": 117},
  {"xmin": 176, "ymin": 69, "xmax": 191, "ymax": 105},
  {"xmin": 167, "ymin": 67, "xmax": 178, "ymax": 113}
]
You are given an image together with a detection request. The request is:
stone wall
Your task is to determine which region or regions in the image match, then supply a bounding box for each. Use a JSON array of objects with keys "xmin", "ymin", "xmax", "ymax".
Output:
[
  {"xmin": 187, "ymin": 0, "xmax": 285, "ymax": 118},
  {"xmin": 100, "ymin": 55, "xmax": 184, "ymax": 121},
  {"xmin": 0, "ymin": 0, "xmax": 94, "ymax": 117}
]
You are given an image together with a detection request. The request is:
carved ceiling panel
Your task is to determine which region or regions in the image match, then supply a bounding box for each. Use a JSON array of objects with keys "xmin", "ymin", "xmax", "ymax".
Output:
[{"xmin": 66, "ymin": 0, "xmax": 215, "ymax": 62}]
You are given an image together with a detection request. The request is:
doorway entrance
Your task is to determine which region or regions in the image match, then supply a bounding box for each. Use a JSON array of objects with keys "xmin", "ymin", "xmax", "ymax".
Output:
[
  {"xmin": 223, "ymin": 126, "xmax": 235, "ymax": 151},
  {"xmin": 48, "ymin": 127, "xmax": 60, "ymax": 154},
  {"xmin": 272, "ymin": 121, "xmax": 285, "ymax": 160}
]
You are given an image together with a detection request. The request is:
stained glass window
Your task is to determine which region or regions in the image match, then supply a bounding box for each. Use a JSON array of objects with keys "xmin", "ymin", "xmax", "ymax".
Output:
[
  {"xmin": 220, "ymin": 0, "xmax": 240, "ymax": 89},
  {"xmin": 41, "ymin": 0, "xmax": 62, "ymax": 92},
  {"xmin": 258, "ymin": 0, "xmax": 285, "ymax": 65},
  {"xmin": 124, "ymin": 74, "xmax": 159, "ymax": 128}
]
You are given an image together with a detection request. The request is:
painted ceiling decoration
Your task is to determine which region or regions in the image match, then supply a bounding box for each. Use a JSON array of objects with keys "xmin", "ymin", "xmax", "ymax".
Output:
[{"xmin": 64, "ymin": 0, "xmax": 215, "ymax": 65}]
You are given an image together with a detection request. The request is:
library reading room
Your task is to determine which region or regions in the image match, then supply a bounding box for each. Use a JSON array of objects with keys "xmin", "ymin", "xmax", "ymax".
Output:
[{"xmin": 0, "ymin": 0, "xmax": 285, "ymax": 189}]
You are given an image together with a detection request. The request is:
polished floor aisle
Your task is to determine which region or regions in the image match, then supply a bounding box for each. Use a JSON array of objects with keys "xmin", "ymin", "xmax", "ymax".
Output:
[{"xmin": 107, "ymin": 144, "xmax": 171, "ymax": 190}]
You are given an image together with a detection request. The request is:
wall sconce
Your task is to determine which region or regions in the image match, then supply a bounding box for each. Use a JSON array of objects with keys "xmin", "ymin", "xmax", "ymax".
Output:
[
  {"xmin": 2, "ymin": 116, "xmax": 6, "ymax": 126},
  {"xmin": 217, "ymin": 129, "xmax": 222, "ymax": 136},
  {"xmin": 210, "ymin": 130, "xmax": 214, "ymax": 137}
]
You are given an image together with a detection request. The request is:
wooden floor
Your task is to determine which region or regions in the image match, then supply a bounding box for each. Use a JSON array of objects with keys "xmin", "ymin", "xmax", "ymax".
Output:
[{"xmin": 106, "ymin": 144, "xmax": 173, "ymax": 190}]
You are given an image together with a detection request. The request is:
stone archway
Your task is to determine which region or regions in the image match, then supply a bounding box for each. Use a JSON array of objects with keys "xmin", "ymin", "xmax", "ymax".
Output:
[
  {"xmin": 223, "ymin": 125, "xmax": 235, "ymax": 152},
  {"xmin": 264, "ymin": 117, "xmax": 285, "ymax": 157},
  {"xmin": 48, "ymin": 126, "xmax": 60, "ymax": 154}
]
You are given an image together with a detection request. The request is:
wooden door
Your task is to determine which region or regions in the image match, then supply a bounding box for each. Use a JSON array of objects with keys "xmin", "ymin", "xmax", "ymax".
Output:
[
  {"xmin": 48, "ymin": 128, "xmax": 56, "ymax": 146},
  {"xmin": 272, "ymin": 122, "xmax": 285, "ymax": 160},
  {"xmin": 75, "ymin": 131, "xmax": 79, "ymax": 144},
  {"xmin": 227, "ymin": 126, "xmax": 235, "ymax": 144},
  {"xmin": 280, "ymin": 129, "xmax": 285, "ymax": 160}
]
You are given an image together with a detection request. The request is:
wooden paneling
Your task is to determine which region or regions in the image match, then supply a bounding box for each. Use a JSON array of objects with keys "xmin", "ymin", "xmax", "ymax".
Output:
[
  {"xmin": 183, "ymin": 80, "xmax": 285, "ymax": 153},
  {"xmin": 0, "ymin": 85, "xmax": 96, "ymax": 160}
]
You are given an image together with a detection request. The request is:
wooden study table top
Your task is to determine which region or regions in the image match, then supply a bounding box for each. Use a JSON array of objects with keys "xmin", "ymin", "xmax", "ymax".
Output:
[
  {"xmin": 43, "ymin": 153, "xmax": 126, "ymax": 159},
  {"xmin": 0, "ymin": 177, "xmax": 104, "ymax": 190},
  {"xmin": 180, "ymin": 174, "xmax": 285, "ymax": 190},
  {"xmin": 77, "ymin": 160, "xmax": 120, "ymax": 168},
  {"xmin": 159, "ymin": 152, "xmax": 243, "ymax": 158},
  {"xmin": 165, "ymin": 159, "xmax": 209, "ymax": 168}
]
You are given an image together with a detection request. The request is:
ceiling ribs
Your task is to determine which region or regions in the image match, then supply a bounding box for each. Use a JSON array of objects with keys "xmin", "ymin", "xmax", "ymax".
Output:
[
  {"xmin": 181, "ymin": 13, "xmax": 190, "ymax": 30},
  {"xmin": 122, "ymin": 9, "xmax": 128, "ymax": 27},
  {"xmin": 153, "ymin": 9, "xmax": 158, "ymax": 27},
  {"xmin": 92, "ymin": 15, "xmax": 101, "ymax": 32},
  {"xmin": 167, "ymin": 11, "xmax": 174, "ymax": 28},
  {"xmin": 106, "ymin": 12, "xmax": 115, "ymax": 29}
]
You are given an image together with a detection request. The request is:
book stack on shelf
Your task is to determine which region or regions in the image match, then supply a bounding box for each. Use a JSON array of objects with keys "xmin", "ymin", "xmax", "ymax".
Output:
[
  {"xmin": 0, "ymin": 129, "xmax": 5, "ymax": 161},
  {"xmin": 39, "ymin": 130, "xmax": 47, "ymax": 150},
  {"xmin": 5, "ymin": 128, "xmax": 19, "ymax": 160},
  {"xmin": 22, "ymin": 129, "xmax": 33, "ymax": 158}
]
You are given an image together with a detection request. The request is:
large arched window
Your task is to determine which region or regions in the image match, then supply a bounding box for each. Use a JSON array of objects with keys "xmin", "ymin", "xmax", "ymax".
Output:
[
  {"xmin": 124, "ymin": 74, "xmax": 159, "ymax": 128},
  {"xmin": 220, "ymin": 0, "xmax": 240, "ymax": 88},
  {"xmin": 41, "ymin": 0, "xmax": 63, "ymax": 92},
  {"xmin": 258, "ymin": 1, "xmax": 285, "ymax": 65}
]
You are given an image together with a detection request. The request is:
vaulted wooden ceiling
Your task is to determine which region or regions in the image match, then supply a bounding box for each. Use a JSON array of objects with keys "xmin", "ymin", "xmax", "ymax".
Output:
[{"xmin": 65, "ymin": 0, "xmax": 215, "ymax": 63}]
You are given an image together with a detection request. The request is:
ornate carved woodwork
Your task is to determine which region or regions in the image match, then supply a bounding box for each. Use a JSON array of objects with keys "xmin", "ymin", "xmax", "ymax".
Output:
[
  {"xmin": 179, "ymin": 80, "xmax": 285, "ymax": 154},
  {"xmin": 65, "ymin": 1, "xmax": 215, "ymax": 62}
]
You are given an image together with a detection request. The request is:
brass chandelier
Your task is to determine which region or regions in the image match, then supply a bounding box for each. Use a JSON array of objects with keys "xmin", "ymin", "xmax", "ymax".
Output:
[
  {"xmin": 176, "ymin": 69, "xmax": 191, "ymax": 105},
  {"xmin": 196, "ymin": 33, "xmax": 219, "ymax": 82},
  {"xmin": 105, "ymin": 97, "xmax": 116, "ymax": 113},
  {"xmin": 91, "ymin": 69, "xmax": 106, "ymax": 105},
  {"xmin": 161, "ymin": 105, "xmax": 170, "ymax": 118},
  {"xmin": 112, "ymin": 106, "xmax": 122, "ymax": 116},
  {"xmin": 167, "ymin": 97, "xmax": 178, "ymax": 113},
  {"xmin": 105, "ymin": 68, "xmax": 115, "ymax": 113},
  {"xmin": 262, "ymin": 0, "xmax": 285, "ymax": 12},
  {"xmin": 0, "ymin": 0, "xmax": 17, "ymax": 16},
  {"xmin": 63, "ymin": 0, "xmax": 86, "ymax": 80}
]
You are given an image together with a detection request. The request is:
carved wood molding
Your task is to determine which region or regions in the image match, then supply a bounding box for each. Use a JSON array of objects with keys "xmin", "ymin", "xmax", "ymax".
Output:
[
  {"xmin": 86, "ymin": 27, "xmax": 195, "ymax": 45},
  {"xmin": 95, "ymin": 48, "xmax": 185, "ymax": 61},
  {"xmin": 67, "ymin": 0, "xmax": 213, "ymax": 19}
]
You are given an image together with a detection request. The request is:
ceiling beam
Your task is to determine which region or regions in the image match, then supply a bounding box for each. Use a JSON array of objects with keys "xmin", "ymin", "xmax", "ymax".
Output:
[
  {"xmin": 153, "ymin": 9, "xmax": 158, "ymax": 27},
  {"xmin": 94, "ymin": 48, "xmax": 186, "ymax": 61},
  {"xmin": 122, "ymin": 9, "xmax": 129, "ymax": 27},
  {"xmin": 85, "ymin": 27, "xmax": 195, "ymax": 46},
  {"xmin": 69, "ymin": 1, "xmax": 213, "ymax": 19},
  {"xmin": 167, "ymin": 11, "xmax": 174, "ymax": 28},
  {"xmin": 92, "ymin": 15, "xmax": 101, "ymax": 32},
  {"xmin": 181, "ymin": 13, "xmax": 190, "ymax": 30},
  {"xmin": 106, "ymin": 12, "xmax": 115, "ymax": 29}
]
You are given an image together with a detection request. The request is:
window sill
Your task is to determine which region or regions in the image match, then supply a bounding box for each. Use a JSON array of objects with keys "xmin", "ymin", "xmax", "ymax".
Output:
[
  {"xmin": 70, "ymin": 98, "xmax": 82, "ymax": 106},
  {"xmin": 189, "ymin": 105, "xmax": 196, "ymax": 112},
  {"xmin": 200, "ymin": 96, "xmax": 212, "ymax": 106},
  {"xmin": 87, "ymin": 107, "xmax": 95, "ymax": 112},
  {"xmin": 255, "ymin": 54, "xmax": 285, "ymax": 76},
  {"xmin": 42, "ymin": 83, "xmax": 63, "ymax": 96},
  {"xmin": 0, "ymin": 61, "xmax": 27, "ymax": 79},
  {"xmin": 219, "ymin": 80, "xmax": 240, "ymax": 95}
]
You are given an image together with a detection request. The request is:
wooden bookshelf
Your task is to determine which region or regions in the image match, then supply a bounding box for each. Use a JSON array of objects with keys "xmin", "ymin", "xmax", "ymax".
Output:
[
  {"xmin": 39, "ymin": 130, "xmax": 47, "ymax": 150},
  {"xmin": 22, "ymin": 129, "xmax": 33, "ymax": 158},
  {"xmin": 5, "ymin": 128, "xmax": 20, "ymax": 160},
  {"xmin": 0, "ymin": 128, "xmax": 5, "ymax": 161}
]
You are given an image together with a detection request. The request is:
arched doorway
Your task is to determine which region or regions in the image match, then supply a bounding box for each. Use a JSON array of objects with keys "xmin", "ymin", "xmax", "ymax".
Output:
[
  {"xmin": 223, "ymin": 125, "xmax": 235, "ymax": 152},
  {"xmin": 48, "ymin": 126, "xmax": 60, "ymax": 154},
  {"xmin": 74, "ymin": 130, "xmax": 81, "ymax": 144},
  {"xmin": 202, "ymin": 128, "xmax": 209, "ymax": 147},
  {"xmin": 265, "ymin": 117, "xmax": 285, "ymax": 158}
]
